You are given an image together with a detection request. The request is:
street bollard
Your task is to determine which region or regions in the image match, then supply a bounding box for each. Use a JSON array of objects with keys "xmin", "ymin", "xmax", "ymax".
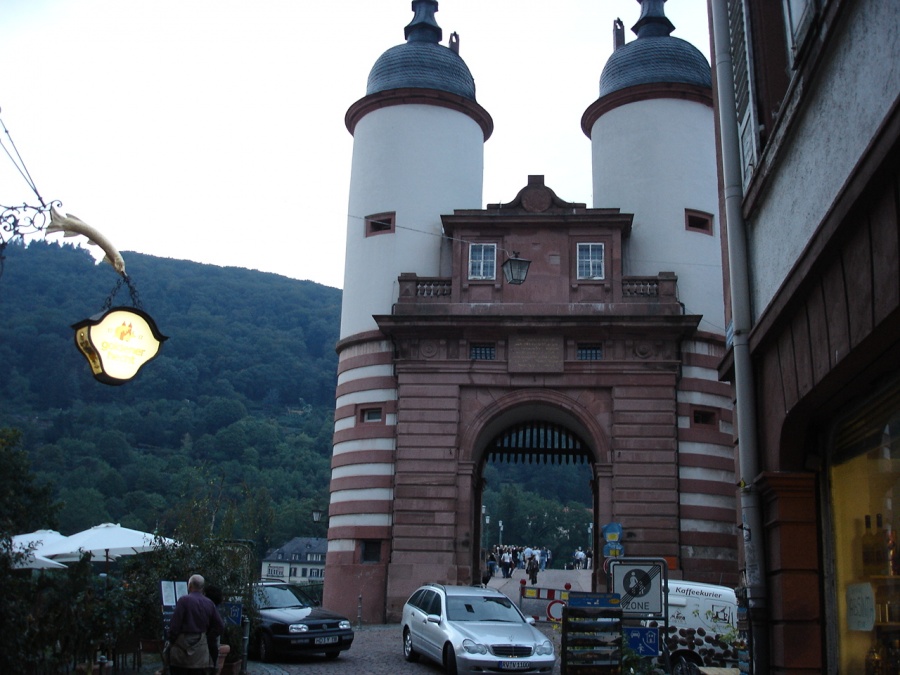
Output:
[
  {"xmin": 241, "ymin": 615, "xmax": 250, "ymax": 675},
  {"xmin": 357, "ymin": 594, "xmax": 363, "ymax": 630}
]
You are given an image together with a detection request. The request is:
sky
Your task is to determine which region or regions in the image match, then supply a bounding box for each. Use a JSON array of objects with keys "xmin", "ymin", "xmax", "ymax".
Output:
[{"xmin": 0, "ymin": 0, "xmax": 711, "ymax": 290}]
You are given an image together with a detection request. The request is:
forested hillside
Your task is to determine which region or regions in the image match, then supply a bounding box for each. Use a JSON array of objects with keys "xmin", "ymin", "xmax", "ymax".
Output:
[
  {"xmin": 0, "ymin": 240, "xmax": 594, "ymax": 561},
  {"xmin": 0, "ymin": 240, "xmax": 341, "ymax": 551}
]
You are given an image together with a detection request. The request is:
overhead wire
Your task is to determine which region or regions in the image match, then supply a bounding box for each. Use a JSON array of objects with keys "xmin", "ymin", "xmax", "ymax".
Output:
[{"xmin": 0, "ymin": 111, "xmax": 47, "ymax": 208}]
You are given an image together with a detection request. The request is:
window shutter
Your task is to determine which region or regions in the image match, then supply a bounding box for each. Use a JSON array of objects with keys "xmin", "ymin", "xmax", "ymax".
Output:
[{"xmin": 728, "ymin": 0, "xmax": 759, "ymax": 191}]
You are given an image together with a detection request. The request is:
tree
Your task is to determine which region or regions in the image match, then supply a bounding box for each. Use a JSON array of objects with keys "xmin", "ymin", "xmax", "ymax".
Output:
[{"xmin": 0, "ymin": 428, "xmax": 60, "ymax": 533}]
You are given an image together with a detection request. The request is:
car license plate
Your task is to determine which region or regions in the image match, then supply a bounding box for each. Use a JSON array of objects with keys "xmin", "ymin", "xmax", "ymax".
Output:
[
  {"xmin": 498, "ymin": 661, "xmax": 531, "ymax": 670},
  {"xmin": 315, "ymin": 636, "xmax": 339, "ymax": 645}
]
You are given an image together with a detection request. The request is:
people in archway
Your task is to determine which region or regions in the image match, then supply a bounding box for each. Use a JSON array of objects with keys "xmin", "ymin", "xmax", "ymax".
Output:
[
  {"xmin": 526, "ymin": 550, "xmax": 539, "ymax": 585},
  {"xmin": 574, "ymin": 547, "xmax": 586, "ymax": 569},
  {"xmin": 500, "ymin": 547, "xmax": 513, "ymax": 578}
]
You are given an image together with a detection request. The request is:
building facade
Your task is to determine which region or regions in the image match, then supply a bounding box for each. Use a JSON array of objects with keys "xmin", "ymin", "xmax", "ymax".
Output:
[
  {"xmin": 260, "ymin": 537, "xmax": 327, "ymax": 584},
  {"xmin": 324, "ymin": 0, "xmax": 739, "ymax": 628},
  {"xmin": 712, "ymin": 0, "xmax": 900, "ymax": 672}
]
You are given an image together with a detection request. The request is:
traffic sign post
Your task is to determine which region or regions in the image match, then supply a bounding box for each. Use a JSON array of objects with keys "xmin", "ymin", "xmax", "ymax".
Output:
[
  {"xmin": 624, "ymin": 626, "xmax": 660, "ymax": 657},
  {"xmin": 608, "ymin": 557, "xmax": 668, "ymax": 621}
]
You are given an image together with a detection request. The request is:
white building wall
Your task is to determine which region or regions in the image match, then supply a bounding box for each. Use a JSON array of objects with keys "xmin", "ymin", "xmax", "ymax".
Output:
[
  {"xmin": 590, "ymin": 98, "xmax": 725, "ymax": 334},
  {"xmin": 341, "ymin": 103, "xmax": 485, "ymax": 339},
  {"xmin": 746, "ymin": 0, "xmax": 900, "ymax": 318}
]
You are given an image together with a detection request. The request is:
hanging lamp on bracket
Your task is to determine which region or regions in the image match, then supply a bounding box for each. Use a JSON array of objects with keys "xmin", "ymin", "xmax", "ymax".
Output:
[{"xmin": 501, "ymin": 251, "xmax": 531, "ymax": 285}]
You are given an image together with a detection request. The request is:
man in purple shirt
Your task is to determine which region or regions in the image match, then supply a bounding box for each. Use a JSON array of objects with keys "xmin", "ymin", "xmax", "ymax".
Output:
[{"xmin": 168, "ymin": 574, "xmax": 225, "ymax": 674}]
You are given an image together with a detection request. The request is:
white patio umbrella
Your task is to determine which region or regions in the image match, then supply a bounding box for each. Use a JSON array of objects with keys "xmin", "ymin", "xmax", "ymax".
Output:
[
  {"xmin": 8, "ymin": 529, "xmax": 70, "ymax": 569},
  {"xmin": 12, "ymin": 529, "xmax": 69, "ymax": 553},
  {"xmin": 39, "ymin": 523, "xmax": 176, "ymax": 563},
  {"xmin": 13, "ymin": 551, "xmax": 68, "ymax": 570}
]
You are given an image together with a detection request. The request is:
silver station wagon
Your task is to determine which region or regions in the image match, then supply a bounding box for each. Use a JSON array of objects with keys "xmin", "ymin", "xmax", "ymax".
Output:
[{"xmin": 401, "ymin": 584, "xmax": 555, "ymax": 675}]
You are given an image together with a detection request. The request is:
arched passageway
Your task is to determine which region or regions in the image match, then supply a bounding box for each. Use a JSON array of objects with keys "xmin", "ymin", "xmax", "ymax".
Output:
[{"xmin": 473, "ymin": 417, "xmax": 599, "ymax": 587}]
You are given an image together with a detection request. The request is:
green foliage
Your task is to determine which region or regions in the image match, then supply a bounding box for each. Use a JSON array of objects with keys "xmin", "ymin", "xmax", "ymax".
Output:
[
  {"xmin": 0, "ymin": 241, "xmax": 339, "ymax": 540},
  {"xmin": 483, "ymin": 461, "xmax": 594, "ymax": 564},
  {"xmin": 0, "ymin": 428, "xmax": 61, "ymax": 533},
  {"xmin": 0, "ymin": 242, "xmax": 596, "ymax": 570}
]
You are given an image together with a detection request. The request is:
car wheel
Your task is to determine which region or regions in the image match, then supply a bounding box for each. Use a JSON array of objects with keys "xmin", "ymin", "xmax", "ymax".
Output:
[
  {"xmin": 325, "ymin": 650, "xmax": 340, "ymax": 660},
  {"xmin": 444, "ymin": 643, "xmax": 459, "ymax": 675},
  {"xmin": 403, "ymin": 627, "xmax": 419, "ymax": 662},
  {"xmin": 672, "ymin": 655, "xmax": 701, "ymax": 675},
  {"xmin": 259, "ymin": 633, "xmax": 275, "ymax": 664}
]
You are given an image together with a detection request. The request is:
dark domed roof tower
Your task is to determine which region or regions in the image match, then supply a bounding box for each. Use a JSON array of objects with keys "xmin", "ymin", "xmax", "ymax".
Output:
[
  {"xmin": 598, "ymin": 0, "xmax": 710, "ymax": 97},
  {"xmin": 583, "ymin": 0, "xmax": 733, "ymax": 588},
  {"xmin": 325, "ymin": 0, "xmax": 492, "ymax": 621},
  {"xmin": 366, "ymin": 5, "xmax": 477, "ymax": 99},
  {"xmin": 341, "ymin": 0, "xmax": 492, "ymax": 340},
  {"xmin": 581, "ymin": 0, "xmax": 722, "ymax": 334}
]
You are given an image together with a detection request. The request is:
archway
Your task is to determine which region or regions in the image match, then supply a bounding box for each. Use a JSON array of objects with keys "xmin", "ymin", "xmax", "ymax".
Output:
[{"xmin": 462, "ymin": 396, "xmax": 609, "ymax": 590}]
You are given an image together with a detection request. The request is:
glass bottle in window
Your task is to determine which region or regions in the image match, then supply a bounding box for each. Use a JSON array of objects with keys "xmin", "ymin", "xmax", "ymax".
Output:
[{"xmin": 865, "ymin": 515, "xmax": 878, "ymax": 577}]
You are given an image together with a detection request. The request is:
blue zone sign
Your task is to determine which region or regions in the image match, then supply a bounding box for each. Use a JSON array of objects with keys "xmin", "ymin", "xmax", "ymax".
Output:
[{"xmin": 625, "ymin": 626, "xmax": 659, "ymax": 656}]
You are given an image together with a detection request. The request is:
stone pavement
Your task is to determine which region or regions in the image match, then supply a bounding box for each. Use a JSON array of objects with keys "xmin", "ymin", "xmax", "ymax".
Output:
[{"xmin": 246, "ymin": 568, "xmax": 593, "ymax": 675}]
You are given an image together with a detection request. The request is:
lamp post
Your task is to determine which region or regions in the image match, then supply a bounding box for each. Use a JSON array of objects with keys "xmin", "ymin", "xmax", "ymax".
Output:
[
  {"xmin": 587, "ymin": 522, "xmax": 593, "ymax": 550},
  {"xmin": 499, "ymin": 520, "xmax": 504, "ymax": 546}
]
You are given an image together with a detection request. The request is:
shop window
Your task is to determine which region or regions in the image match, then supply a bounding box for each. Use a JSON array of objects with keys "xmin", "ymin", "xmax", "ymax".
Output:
[
  {"xmin": 829, "ymin": 387, "xmax": 900, "ymax": 671},
  {"xmin": 469, "ymin": 243, "xmax": 496, "ymax": 280},
  {"xmin": 361, "ymin": 540, "xmax": 381, "ymax": 564},
  {"xmin": 365, "ymin": 212, "xmax": 395, "ymax": 237}
]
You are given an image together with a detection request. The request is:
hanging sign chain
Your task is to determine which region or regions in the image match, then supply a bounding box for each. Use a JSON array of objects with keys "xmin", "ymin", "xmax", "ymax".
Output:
[{"xmin": 102, "ymin": 274, "xmax": 143, "ymax": 311}]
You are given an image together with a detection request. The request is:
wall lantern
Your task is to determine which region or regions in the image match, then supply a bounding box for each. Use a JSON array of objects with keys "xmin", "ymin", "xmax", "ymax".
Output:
[
  {"xmin": 312, "ymin": 509, "xmax": 323, "ymax": 523},
  {"xmin": 501, "ymin": 253, "xmax": 531, "ymax": 285},
  {"xmin": 72, "ymin": 306, "xmax": 168, "ymax": 385}
]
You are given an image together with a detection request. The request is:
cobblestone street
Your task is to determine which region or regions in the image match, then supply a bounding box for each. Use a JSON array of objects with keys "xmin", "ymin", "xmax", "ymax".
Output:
[
  {"xmin": 246, "ymin": 622, "xmax": 562, "ymax": 675},
  {"xmin": 244, "ymin": 569, "xmax": 591, "ymax": 675}
]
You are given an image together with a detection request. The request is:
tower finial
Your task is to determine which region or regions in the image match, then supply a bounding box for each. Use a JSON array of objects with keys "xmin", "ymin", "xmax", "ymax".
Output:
[
  {"xmin": 631, "ymin": 0, "xmax": 675, "ymax": 38},
  {"xmin": 405, "ymin": 0, "xmax": 442, "ymax": 44},
  {"xmin": 613, "ymin": 18, "xmax": 625, "ymax": 50}
]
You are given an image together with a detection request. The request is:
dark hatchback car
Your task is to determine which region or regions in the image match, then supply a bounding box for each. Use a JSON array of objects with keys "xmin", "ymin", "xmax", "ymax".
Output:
[{"xmin": 249, "ymin": 582, "xmax": 354, "ymax": 662}]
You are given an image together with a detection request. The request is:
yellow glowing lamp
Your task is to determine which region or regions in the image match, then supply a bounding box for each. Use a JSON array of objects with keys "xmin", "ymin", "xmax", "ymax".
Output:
[{"xmin": 72, "ymin": 307, "xmax": 168, "ymax": 385}]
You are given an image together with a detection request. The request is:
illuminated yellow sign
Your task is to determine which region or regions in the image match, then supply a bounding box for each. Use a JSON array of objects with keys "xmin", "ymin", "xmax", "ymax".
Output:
[{"xmin": 72, "ymin": 307, "xmax": 168, "ymax": 385}]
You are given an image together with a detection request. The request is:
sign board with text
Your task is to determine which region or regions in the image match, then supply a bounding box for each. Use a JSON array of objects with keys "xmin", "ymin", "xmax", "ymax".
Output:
[{"xmin": 609, "ymin": 557, "xmax": 668, "ymax": 620}]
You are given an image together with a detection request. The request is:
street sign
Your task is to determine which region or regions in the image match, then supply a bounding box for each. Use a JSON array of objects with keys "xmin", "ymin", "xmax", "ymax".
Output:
[
  {"xmin": 603, "ymin": 541, "xmax": 624, "ymax": 558},
  {"xmin": 625, "ymin": 626, "xmax": 659, "ymax": 656},
  {"xmin": 547, "ymin": 599, "xmax": 565, "ymax": 621},
  {"xmin": 609, "ymin": 558, "xmax": 666, "ymax": 619}
]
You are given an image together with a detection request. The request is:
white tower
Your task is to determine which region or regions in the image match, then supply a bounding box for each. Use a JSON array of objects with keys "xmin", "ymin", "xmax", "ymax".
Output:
[
  {"xmin": 325, "ymin": 0, "xmax": 492, "ymax": 620},
  {"xmin": 582, "ymin": 0, "xmax": 736, "ymax": 582},
  {"xmin": 340, "ymin": 0, "xmax": 492, "ymax": 338},
  {"xmin": 582, "ymin": 0, "xmax": 724, "ymax": 333}
]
